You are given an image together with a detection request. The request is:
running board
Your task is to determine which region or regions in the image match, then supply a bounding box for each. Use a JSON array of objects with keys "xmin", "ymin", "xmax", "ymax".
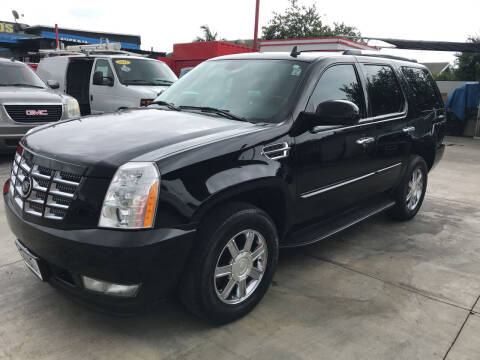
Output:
[{"xmin": 282, "ymin": 196, "xmax": 395, "ymax": 248}]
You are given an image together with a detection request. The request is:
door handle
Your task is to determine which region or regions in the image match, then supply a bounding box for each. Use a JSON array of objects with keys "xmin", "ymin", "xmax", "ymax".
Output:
[
  {"xmin": 356, "ymin": 137, "xmax": 375, "ymax": 145},
  {"xmin": 403, "ymin": 126, "xmax": 415, "ymax": 133}
]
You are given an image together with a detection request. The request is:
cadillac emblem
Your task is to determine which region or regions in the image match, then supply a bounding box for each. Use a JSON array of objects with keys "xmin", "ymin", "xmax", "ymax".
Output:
[{"xmin": 21, "ymin": 176, "xmax": 33, "ymax": 199}]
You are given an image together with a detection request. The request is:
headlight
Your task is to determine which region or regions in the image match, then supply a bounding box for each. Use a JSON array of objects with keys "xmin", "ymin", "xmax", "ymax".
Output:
[
  {"xmin": 65, "ymin": 98, "xmax": 81, "ymax": 119},
  {"xmin": 99, "ymin": 162, "xmax": 160, "ymax": 229}
]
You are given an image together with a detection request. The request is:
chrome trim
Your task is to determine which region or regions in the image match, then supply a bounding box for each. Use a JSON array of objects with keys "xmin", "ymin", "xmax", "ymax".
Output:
[
  {"xmin": 402, "ymin": 126, "xmax": 415, "ymax": 133},
  {"xmin": 356, "ymin": 137, "xmax": 375, "ymax": 145},
  {"xmin": 262, "ymin": 142, "xmax": 291, "ymax": 160},
  {"xmin": 301, "ymin": 172, "xmax": 375, "ymax": 198},
  {"xmin": 312, "ymin": 115, "xmax": 406, "ymax": 134},
  {"xmin": 301, "ymin": 162, "xmax": 403, "ymax": 198},
  {"xmin": 52, "ymin": 172, "xmax": 81, "ymax": 186},
  {"xmin": 376, "ymin": 162, "xmax": 402, "ymax": 173},
  {"xmin": 8, "ymin": 148, "xmax": 82, "ymax": 220}
]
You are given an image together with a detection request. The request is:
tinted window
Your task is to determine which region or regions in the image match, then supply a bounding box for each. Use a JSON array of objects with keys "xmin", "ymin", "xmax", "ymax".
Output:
[
  {"xmin": 157, "ymin": 60, "xmax": 308, "ymax": 122},
  {"xmin": 307, "ymin": 64, "xmax": 366, "ymax": 117},
  {"xmin": 402, "ymin": 67, "xmax": 442, "ymax": 111},
  {"xmin": 93, "ymin": 59, "xmax": 113, "ymax": 80},
  {"xmin": 364, "ymin": 65, "xmax": 404, "ymax": 117}
]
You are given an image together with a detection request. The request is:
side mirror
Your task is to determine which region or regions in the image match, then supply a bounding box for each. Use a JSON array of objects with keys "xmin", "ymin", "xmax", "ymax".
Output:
[
  {"xmin": 92, "ymin": 71, "xmax": 104, "ymax": 85},
  {"xmin": 47, "ymin": 80, "xmax": 59, "ymax": 89},
  {"xmin": 315, "ymin": 100, "xmax": 360, "ymax": 126},
  {"xmin": 103, "ymin": 76, "xmax": 114, "ymax": 87},
  {"xmin": 93, "ymin": 71, "xmax": 113, "ymax": 86}
]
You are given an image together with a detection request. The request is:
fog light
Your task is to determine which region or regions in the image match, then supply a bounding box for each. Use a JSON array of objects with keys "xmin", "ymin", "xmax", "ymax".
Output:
[{"xmin": 82, "ymin": 276, "xmax": 141, "ymax": 298}]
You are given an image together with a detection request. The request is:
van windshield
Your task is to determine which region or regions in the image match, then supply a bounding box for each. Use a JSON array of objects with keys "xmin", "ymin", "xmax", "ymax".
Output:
[
  {"xmin": 154, "ymin": 59, "xmax": 308, "ymax": 123},
  {"xmin": 0, "ymin": 63, "xmax": 46, "ymax": 88},
  {"xmin": 112, "ymin": 58, "xmax": 177, "ymax": 86}
]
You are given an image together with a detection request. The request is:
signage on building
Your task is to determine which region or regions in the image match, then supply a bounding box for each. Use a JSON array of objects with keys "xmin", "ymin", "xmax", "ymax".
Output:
[{"xmin": 0, "ymin": 21, "xmax": 19, "ymax": 34}]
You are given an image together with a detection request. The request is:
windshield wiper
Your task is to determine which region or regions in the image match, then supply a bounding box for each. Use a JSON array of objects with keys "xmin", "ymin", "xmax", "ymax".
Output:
[
  {"xmin": 153, "ymin": 80, "xmax": 174, "ymax": 85},
  {"xmin": 0, "ymin": 83, "xmax": 44, "ymax": 88},
  {"xmin": 149, "ymin": 101, "xmax": 181, "ymax": 111},
  {"xmin": 124, "ymin": 79, "xmax": 153, "ymax": 85},
  {"xmin": 179, "ymin": 106, "xmax": 247, "ymax": 122}
]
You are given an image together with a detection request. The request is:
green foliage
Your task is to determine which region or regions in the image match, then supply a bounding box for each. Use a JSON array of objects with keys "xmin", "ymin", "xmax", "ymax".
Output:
[
  {"xmin": 433, "ymin": 36, "xmax": 480, "ymax": 81},
  {"xmin": 262, "ymin": 0, "xmax": 361, "ymax": 40},
  {"xmin": 194, "ymin": 25, "xmax": 223, "ymax": 42}
]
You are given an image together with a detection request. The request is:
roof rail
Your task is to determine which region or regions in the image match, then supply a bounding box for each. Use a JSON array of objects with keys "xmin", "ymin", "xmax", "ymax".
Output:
[{"xmin": 343, "ymin": 50, "xmax": 417, "ymax": 63}]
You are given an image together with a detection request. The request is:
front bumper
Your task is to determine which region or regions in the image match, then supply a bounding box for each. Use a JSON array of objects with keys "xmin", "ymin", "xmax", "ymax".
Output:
[{"xmin": 4, "ymin": 194, "xmax": 196, "ymax": 314}]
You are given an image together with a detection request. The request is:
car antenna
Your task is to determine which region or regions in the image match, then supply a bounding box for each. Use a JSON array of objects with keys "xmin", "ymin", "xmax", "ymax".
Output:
[{"xmin": 290, "ymin": 46, "xmax": 301, "ymax": 58}]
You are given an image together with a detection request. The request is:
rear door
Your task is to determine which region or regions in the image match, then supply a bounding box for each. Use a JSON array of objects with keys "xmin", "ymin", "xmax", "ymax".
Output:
[
  {"xmin": 295, "ymin": 62, "xmax": 379, "ymax": 223},
  {"xmin": 358, "ymin": 62, "xmax": 409, "ymax": 190}
]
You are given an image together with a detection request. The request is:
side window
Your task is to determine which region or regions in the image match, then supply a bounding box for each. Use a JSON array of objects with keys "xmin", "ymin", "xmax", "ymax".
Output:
[
  {"xmin": 401, "ymin": 66, "xmax": 443, "ymax": 111},
  {"xmin": 93, "ymin": 59, "xmax": 113, "ymax": 85},
  {"xmin": 363, "ymin": 65, "xmax": 405, "ymax": 117},
  {"xmin": 307, "ymin": 64, "xmax": 366, "ymax": 118}
]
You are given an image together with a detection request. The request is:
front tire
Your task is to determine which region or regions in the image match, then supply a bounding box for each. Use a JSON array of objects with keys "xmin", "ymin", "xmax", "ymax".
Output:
[
  {"xmin": 179, "ymin": 202, "xmax": 279, "ymax": 324},
  {"xmin": 389, "ymin": 156, "xmax": 428, "ymax": 221}
]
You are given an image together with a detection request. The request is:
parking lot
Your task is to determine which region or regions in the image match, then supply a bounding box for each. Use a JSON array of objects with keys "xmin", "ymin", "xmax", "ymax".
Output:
[{"xmin": 0, "ymin": 136, "xmax": 478, "ymax": 360}]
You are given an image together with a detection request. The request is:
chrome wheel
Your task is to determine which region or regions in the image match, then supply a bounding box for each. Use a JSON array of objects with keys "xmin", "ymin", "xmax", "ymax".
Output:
[
  {"xmin": 214, "ymin": 229, "xmax": 268, "ymax": 305},
  {"xmin": 406, "ymin": 168, "xmax": 424, "ymax": 211}
]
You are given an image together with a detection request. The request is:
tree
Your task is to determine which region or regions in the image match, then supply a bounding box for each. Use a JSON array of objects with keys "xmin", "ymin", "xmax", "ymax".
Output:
[
  {"xmin": 194, "ymin": 25, "xmax": 222, "ymax": 42},
  {"xmin": 262, "ymin": 0, "xmax": 361, "ymax": 40},
  {"xmin": 434, "ymin": 36, "xmax": 480, "ymax": 81},
  {"xmin": 454, "ymin": 36, "xmax": 480, "ymax": 81}
]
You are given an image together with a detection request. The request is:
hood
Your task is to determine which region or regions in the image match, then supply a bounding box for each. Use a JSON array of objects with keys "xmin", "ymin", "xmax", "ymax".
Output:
[
  {"xmin": 126, "ymin": 85, "xmax": 169, "ymax": 98},
  {"xmin": 0, "ymin": 87, "xmax": 67, "ymax": 104},
  {"xmin": 24, "ymin": 108, "xmax": 261, "ymax": 178}
]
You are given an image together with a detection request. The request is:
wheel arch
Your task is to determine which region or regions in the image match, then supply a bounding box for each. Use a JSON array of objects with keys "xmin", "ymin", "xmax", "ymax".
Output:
[{"xmin": 192, "ymin": 179, "xmax": 294, "ymax": 238}]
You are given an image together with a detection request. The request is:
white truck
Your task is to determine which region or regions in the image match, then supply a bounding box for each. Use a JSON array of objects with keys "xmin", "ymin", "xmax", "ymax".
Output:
[{"xmin": 37, "ymin": 51, "xmax": 177, "ymax": 115}]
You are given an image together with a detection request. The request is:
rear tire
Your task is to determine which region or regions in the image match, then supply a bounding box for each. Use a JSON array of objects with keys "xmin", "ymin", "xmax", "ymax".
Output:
[
  {"xmin": 179, "ymin": 202, "xmax": 279, "ymax": 324},
  {"xmin": 389, "ymin": 156, "xmax": 428, "ymax": 221}
]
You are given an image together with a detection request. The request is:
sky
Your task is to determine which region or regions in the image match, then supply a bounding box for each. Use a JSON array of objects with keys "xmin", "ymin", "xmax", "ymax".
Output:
[{"xmin": 2, "ymin": 0, "xmax": 479, "ymax": 64}]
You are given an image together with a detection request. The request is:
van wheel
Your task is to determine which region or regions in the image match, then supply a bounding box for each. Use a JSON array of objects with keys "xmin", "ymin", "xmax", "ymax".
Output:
[
  {"xmin": 389, "ymin": 156, "xmax": 428, "ymax": 221},
  {"xmin": 178, "ymin": 202, "xmax": 279, "ymax": 324}
]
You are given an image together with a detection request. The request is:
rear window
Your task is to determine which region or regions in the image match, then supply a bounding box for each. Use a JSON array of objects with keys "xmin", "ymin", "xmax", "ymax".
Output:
[
  {"xmin": 363, "ymin": 65, "xmax": 405, "ymax": 117},
  {"xmin": 401, "ymin": 67, "xmax": 443, "ymax": 111}
]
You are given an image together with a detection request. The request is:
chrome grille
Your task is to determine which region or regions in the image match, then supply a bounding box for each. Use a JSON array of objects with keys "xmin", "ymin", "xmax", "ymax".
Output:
[{"xmin": 9, "ymin": 148, "xmax": 82, "ymax": 220}]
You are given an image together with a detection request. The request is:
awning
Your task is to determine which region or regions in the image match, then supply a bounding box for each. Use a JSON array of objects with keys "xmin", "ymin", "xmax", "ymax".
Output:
[{"xmin": 364, "ymin": 38, "xmax": 480, "ymax": 53}]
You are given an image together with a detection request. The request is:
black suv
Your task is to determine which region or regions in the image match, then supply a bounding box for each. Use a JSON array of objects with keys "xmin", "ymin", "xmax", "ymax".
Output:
[{"xmin": 4, "ymin": 51, "xmax": 445, "ymax": 323}]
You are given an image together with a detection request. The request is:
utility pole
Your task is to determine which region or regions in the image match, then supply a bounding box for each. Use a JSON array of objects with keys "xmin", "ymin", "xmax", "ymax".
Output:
[{"xmin": 253, "ymin": 0, "xmax": 260, "ymax": 51}]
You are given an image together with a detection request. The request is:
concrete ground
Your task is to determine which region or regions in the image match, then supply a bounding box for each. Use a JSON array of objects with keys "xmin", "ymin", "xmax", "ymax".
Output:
[{"xmin": 0, "ymin": 136, "xmax": 479, "ymax": 360}]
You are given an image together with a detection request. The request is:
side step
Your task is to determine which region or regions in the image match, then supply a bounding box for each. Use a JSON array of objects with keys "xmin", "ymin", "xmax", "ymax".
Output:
[{"xmin": 282, "ymin": 195, "xmax": 395, "ymax": 248}]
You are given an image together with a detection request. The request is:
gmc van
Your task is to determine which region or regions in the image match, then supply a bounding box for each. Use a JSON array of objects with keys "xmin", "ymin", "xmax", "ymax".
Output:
[{"xmin": 37, "ymin": 55, "xmax": 177, "ymax": 115}]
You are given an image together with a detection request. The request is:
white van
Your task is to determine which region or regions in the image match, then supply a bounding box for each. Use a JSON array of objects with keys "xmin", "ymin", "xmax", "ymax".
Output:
[{"xmin": 37, "ymin": 54, "xmax": 177, "ymax": 115}]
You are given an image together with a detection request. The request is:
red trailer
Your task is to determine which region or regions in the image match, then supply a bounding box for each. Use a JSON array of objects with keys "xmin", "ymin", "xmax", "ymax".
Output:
[{"xmin": 158, "ymin": 41, "xmax": 255, "ymax": 76}]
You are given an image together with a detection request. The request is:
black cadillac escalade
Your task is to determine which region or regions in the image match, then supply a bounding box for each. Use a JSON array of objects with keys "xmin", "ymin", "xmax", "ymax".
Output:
[{"xmin": 4, "ymin": 50, "xmax": 445, "ymax": 323}]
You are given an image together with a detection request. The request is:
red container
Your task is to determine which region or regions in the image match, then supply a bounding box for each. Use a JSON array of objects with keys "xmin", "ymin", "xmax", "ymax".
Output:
[{"xmin": 159, "ymin": 41, "xmax": 255, "ymax": 76}]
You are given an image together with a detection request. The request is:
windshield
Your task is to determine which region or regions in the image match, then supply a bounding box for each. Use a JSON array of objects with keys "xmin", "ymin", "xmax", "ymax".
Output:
[
  {"xmin": 154, "ymin": 59, "xmax": 308, "ymax": 122},
  {"xmin": 113, "ymin": 58, "xmax": 178, "ymax": 86},
  {"xmin": 0, "ymin": 63, "xmax": 46, "ymax": 88}
]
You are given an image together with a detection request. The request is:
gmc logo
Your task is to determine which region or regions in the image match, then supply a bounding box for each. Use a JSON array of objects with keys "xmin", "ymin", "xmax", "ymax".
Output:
[{"xmin": 26, "ymin": 109, "xmax": 48, "ymax": 116}]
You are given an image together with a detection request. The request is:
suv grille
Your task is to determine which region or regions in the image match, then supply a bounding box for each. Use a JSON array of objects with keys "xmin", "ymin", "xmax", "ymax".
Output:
[
  {"xmin": 9, "ymin": 148, "xmax": 82, "ymax": 220},
  {"xmin": 4, "ymin": 104, "xmax": 63, "ymax": 123}
]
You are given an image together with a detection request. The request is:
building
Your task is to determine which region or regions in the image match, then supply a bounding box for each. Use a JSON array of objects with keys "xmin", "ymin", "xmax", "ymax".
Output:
[
  {"xmin": 0, "ymin": 20, "xmax": 144, "ymax": 61},
  {"xmin": 259, "ymin": 37, "xmax": 378, "ymax": 52}
]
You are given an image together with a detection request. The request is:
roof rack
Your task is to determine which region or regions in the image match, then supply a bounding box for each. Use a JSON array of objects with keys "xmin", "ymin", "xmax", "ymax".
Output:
[{"xmin": 343, "ymin": 50, "xmax": 417, "ymax": 63}]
